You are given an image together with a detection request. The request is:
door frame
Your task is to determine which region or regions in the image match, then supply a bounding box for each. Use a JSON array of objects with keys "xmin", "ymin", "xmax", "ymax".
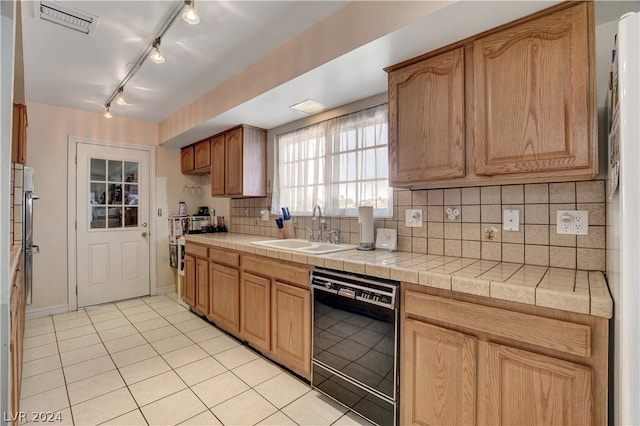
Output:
[{"xmin": 67, "ymin": 136, "xmax": 157, "ymax": 311}]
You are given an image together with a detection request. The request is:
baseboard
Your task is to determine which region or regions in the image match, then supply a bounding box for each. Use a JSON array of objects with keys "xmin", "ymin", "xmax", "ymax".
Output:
[
  {"xmin": 155, "ymin": 285, "xmax": 175, "ymax": 295},
  {"xmin": 25, "ymin": 303, "xmax": 69, "ymax": 320}
]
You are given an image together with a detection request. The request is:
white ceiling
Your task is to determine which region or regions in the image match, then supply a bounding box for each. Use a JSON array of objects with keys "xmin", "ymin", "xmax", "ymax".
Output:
[{"xmin": 20, "ymin": 1, "xmax": 637, "ymax": 149}]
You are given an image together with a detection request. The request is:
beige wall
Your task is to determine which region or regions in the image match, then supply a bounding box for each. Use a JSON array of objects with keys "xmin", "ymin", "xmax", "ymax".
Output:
[{"xmin": 25, "ymin": 101, "xmax": 182, "ymax": 314}]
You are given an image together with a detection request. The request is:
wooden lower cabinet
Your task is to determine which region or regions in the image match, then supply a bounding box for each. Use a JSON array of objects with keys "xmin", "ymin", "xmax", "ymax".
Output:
[
  {"xmin": 10, "ymin": 253, "xmax": 25, "ymax": 425},
  {"xmin": 402, "ymin": 286, "xmax": 604, "ymax": 425},
  {"xmin": 195, "ymin": 258, "xmax": 209, "ymax": 313},
  {"xmin": 402, "ymin": 319, "xmax": 476, "ymax": 426},
  {"xmin": 208, "ymin": 262, "xmax": 240, "ymax": 334},
  {"xmin": 271, "ymin": 281, "xmax": 311, "ymax": 378},
  {"xmin": 480, "ymin": 342, "xmax": 593, "ymax": 425},
  {"xmin": 183, "ymin": 254, "xmax": 196, "ymax": 308},
  {"xmin": 240, "ymin": 272, "xmax": 271, "ymax": 353}
]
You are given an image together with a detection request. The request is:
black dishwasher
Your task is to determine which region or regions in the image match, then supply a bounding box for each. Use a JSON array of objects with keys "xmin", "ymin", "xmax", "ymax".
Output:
[{"xmin": 311, "ymin": 268, "xmax": 399, "ymax": 426}]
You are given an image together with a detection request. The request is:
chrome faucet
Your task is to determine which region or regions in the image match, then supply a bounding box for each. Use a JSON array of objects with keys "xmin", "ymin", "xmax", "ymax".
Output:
[{"xmin": 312, "ymin": 205, "xmax": 323, "ymax": 242}]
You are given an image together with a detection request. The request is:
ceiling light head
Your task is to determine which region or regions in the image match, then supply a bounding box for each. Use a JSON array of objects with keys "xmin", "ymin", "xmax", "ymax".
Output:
[
  {"xmin": 149, "ymin": 38, "xmax": 165, "ymax": 64},
  {"xmin": 290, "ymin": 99, "xmax": 326, "ymax": 115},
  {"xmin": 115, "ymin": 87, "xmax": 127, "ymax": 106},
  {"xmin": 182, "ymin": 0, "xmax": 200, "ymax": 25},
  {"xmin": 103, "ymin": 104, "xmax": 113, "ymax": 119}
]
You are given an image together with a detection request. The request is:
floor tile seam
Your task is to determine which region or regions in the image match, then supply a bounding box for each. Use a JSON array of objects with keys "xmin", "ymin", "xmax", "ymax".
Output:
[
  {"xmin": 18, "ymin": 384, "xmax": 71, "ymax": 413},
  {"xmin": 94, "ymin": 408, "xmax": 147, "ymax": 426},
  {"xmin": 50, "ymin": 328, "xmax": 75, "ymax": 426},
  {"xmin": 213, "ymin": 387, "xmax": 281, "ymax": 423},
  {"xmin": 59, "ymin": 344, "xmax": 110, "ymax": 368},
  {"xmin": 67, "ymin": 380, "xmax": 129, "ymax": 407},
  {"xmin": 180, "ymin": 408, "xmax": 221, "ymax": 425}
]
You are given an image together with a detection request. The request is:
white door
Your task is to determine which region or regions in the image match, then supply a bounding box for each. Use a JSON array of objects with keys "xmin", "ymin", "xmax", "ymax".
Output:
[{"xmin": 76, "ymin": 142, "xmax": 150, "ymax": 307}]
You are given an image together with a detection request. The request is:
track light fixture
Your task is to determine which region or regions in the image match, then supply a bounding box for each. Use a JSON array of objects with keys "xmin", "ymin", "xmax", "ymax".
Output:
[
  {"xmin": 182, "ymin": 0, "xmax": 200, "ymax": 25},
  {"xmin": 115, "ymin": 87, "xmax": 127, "ymax": 105},
  {"xmin": 149, "ymin": 38, "xmax": 165, "ymax": 64},
  {"xmin": 103, "ymin": 0, "xmax": 204, "ymax": 118}
]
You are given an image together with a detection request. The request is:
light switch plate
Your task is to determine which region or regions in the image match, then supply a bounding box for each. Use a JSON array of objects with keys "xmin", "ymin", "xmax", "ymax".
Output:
[
  {"xmin": 503, "ymin": 209, "xmax": 520, "ymax": 231},
  {"xmin": 405, "ymin": 209, "xmax": 423, "ymax": 227},
  {"xmin": 556, "ymin": 210, "xmax": 589, "ymax": 235}
]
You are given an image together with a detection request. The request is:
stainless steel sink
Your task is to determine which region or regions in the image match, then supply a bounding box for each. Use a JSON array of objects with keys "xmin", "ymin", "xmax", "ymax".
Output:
[{"xmin": 251, "ymin": 239, "xmax": 356, "ymax": 255}]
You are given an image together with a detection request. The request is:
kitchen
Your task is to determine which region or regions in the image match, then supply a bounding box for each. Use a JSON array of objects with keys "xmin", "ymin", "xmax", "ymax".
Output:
[{"xmin": 2, "ymin": 1, "xmax": 639, "ymax": 425}]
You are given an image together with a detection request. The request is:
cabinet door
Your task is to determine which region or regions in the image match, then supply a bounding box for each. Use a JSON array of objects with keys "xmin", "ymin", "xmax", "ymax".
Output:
[
  {"xmin": 195, "ymin": 257, "xmax": 209, "ymax": 314},
  {"xmin": 209, "ymin": 262, "xmax": 240, "ymax": 333},
  {"xmin": 225, "ymin": 127, "xmax": 244, "ymax": 196},
  {"xmin": 181, "ymin": 146, "xmax": 195, "ymax": 173},
  {"xmin": 271, "ymin": 281, "xmax": 311, "ymax": 378},
  {"xmin": 480, "ymin": 342, "xmax": 593, "ymax": 425},
  {"xmin": 240, "ymin": 272, "xmax": 271, "ymax": 352},
  {"xmin": 401, "ymin": 318, "xmax": 476, "ymax": 426},
  {"xmin": 388, "ymin": 47, "xmax": 465, "ymax": 186},
  {"xmin": 183, "ymin": 254, "xmax": 196, "ymax": 308},
  {"xmin": 12, "ymin": 103, "xmax": 27, "ymax": 164},
  {"xmin": 210, "ymin": 135, "xmax": 225, "ymax": 196},
  {"xmin": 194, "ymin": 140, "xmax": 211, "ymax": 171},
  {"xmin": 473, "ymin": 3, "xmax": 594, "ymax": 177}
]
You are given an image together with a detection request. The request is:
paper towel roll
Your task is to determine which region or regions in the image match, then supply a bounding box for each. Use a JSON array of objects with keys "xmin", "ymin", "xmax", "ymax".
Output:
[{"xmin": 358, "ymin": 206, "xmax": 375, "ymax": 250}]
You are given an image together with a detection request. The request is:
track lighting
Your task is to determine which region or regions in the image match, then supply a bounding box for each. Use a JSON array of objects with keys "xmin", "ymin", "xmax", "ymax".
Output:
[
  {"xmin": 115, "ymin": 87, "xmax": 127, "ymax": 106},
  {"xmin": 149, "ymin": 38, "xmax": 165, "ymax": 64},
  {"xmin": 103, "ymin": 0, "xmax": 204, "ymax": 116},
  {"xmin": 182, "ymin": 0, "xmax": 200, "ymax": 25}
]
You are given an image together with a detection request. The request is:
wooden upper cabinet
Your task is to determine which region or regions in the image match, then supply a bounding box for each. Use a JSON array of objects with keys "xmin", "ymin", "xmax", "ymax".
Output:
[
  {"xmin": 479, "ymin": 342, "xmax": 594, "ymax": 425},
  {"xmin": 180, "ymin": 146, "xmax": 195, "ymax": 174},
  {"xmin": 12, "ymin": 103, "xmax": 28, "ymax": 164},
  {"xmin": 211, "ymin": 124, "xmax": 267, "ymax": 198},
  {"xmin": 386, "ymin": 2, "xmax": 596, "ymax": 188},
  {"xmin": 210, "ymin": 135, "xmax": 225, "ymax": 196},
  {"xmin": 473, "ymin": 3, "xmax": 594, "ymax": 178},
  {"xmin": 194, "ymin": 139, "xmax": 211, "ymax": 170},
  {"xmin": 181, "ymin": 139, "xmax": 210, "ymax": 175},
  {"xmin": 388, "ymin": 47, "xmax": 465, "ymax": 186}
]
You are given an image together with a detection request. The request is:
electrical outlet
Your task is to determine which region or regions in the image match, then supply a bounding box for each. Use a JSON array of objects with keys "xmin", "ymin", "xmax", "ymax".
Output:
[
  {"xmin": 503, "ymin": 209, "xmax": 520, "ymax": 231},
  {"xmin": 405, "ymin": 209, "xmax": 423, "ymax": 227},
  {"xmin": 556, "ymin": 210, "xmax": 589, "ymax": 235}
]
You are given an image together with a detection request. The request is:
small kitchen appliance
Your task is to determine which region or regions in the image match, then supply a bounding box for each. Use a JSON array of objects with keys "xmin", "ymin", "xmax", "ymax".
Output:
[
  {"xmin": 357, "ymin": 205, "xmax": 374, "ymax": 250},
  {"xmin": 188, "ymin": 215, "xmax": 210, "ymax": 233}
]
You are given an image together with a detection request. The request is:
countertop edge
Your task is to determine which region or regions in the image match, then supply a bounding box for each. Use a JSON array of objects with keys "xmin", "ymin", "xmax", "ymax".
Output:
[{"xmin": 184, "ymin": 233, "xmax": 613, "ymax": 319}]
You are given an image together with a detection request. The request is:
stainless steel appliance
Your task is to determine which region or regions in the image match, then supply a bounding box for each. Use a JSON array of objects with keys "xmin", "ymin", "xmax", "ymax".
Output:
[
  {"xmin": 188, "ymin": 215, "xmax": 209, "ymax": 233},
  {"xmin": 23, "ymin": 167, "xmax": 39, "ymax": 305},
  {"xmin": 311, "ymin": 268, "xmax": 400, "ymax": 426}
]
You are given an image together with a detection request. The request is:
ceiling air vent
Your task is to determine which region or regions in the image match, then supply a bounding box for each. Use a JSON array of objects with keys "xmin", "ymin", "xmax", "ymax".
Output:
[{"xmin": 39, "ymin": 1, "xmax": 98, "ymax": 36}]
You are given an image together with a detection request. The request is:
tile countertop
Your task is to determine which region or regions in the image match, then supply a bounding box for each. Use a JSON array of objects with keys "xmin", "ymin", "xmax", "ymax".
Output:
[{"xmin": 185, "ymin": 233, "xmax": 613, "ymax": 319}]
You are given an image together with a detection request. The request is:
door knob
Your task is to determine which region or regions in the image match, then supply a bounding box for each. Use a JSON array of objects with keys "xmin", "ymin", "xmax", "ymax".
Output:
[
  {"xmin": 142, "ymin": 222, "xmax": 148, "ymax": 228},
  {"xmin": 142, "ymin": 232, "xmax": 148, "ymax": 238}
]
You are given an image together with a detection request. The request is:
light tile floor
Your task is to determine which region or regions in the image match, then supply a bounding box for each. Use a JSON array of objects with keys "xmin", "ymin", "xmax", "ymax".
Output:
[{"xmin": 21, "ymin": 293, "xmax": 374, "ymax": 426}]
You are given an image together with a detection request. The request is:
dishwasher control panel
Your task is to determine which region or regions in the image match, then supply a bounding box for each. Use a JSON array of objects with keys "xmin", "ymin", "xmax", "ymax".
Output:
[{"xmin": 311, "ymin": 268, "xmax": 398, "ymax": 309}]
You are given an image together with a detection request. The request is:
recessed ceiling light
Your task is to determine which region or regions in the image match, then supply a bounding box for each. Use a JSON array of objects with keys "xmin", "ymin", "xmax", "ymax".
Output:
[{"xmin": 290, "ymin": 99, "xmax": 326, "ymax": 114}]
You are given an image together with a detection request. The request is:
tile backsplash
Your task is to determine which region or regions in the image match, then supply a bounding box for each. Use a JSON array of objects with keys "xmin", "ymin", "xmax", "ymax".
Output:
[
  {"xmin": 230, "ymin": 180, "xmax": 606, "ymax": 271},
  {"xmin": 11, "ymin": 163, "xmax": 24, "ymax": 246}
]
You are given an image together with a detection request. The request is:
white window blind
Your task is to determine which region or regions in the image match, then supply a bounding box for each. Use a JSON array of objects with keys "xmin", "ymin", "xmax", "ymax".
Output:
[{"xmin": 273, "ymin": 104, "xmax": 392, "ymax": 217}]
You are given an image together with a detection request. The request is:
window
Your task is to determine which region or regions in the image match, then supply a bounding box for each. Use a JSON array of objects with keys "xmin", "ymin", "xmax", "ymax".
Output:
[{"xmin": 273, "ymin": 104, "xmax": 392, "ymax": 217}]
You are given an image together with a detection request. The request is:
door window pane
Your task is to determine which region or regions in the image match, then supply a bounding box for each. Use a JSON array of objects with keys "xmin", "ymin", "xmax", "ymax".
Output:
[
  {"xmin": 89, "ymin": 157, "xmax": 140, "ymax": 230},
  {"xmin": 125, "ymin": 207, "xmax": 138, "ymax": 227},
  {"xmin": 108, "ymin": 160, "xmax": 123, "ymax": 182},
  {"xmin": 125, "ymin": 162, "xmax": 138, "ymax": 183},
  {"xmin": 91, "ymin": 206, "xmax": 106, "ymax": 229},
  {"xmin": 90, "ymin": 159, "xmax": 106, "ymax": 181}
]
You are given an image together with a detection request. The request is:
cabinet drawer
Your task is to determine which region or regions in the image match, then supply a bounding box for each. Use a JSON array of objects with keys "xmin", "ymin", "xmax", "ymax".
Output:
[
  {"xmin": 243, "ymin": 256, "xmax": 309, "ymax": 287},
  {"xmin": 208, "ymin": 248, "xmax": 240, "ymax": 267},
  {"xmin": 185, "ymin": 242, "xmax": 207, "ymax": 258},
  {"xmin": 404, "ymin": 291, "xmax": 591, "ymax": 357}
]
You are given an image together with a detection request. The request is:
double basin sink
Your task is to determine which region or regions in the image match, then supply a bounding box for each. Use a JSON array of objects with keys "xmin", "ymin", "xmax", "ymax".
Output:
[{"xmin": 251, "ymin": 238, "xmax": 357, "ymax": 255}]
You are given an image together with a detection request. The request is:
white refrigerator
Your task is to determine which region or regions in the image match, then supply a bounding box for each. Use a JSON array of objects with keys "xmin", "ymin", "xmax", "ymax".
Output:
[{"xmin": 606, "ymin": 11, "xmax": 640, "ymax": 426}]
